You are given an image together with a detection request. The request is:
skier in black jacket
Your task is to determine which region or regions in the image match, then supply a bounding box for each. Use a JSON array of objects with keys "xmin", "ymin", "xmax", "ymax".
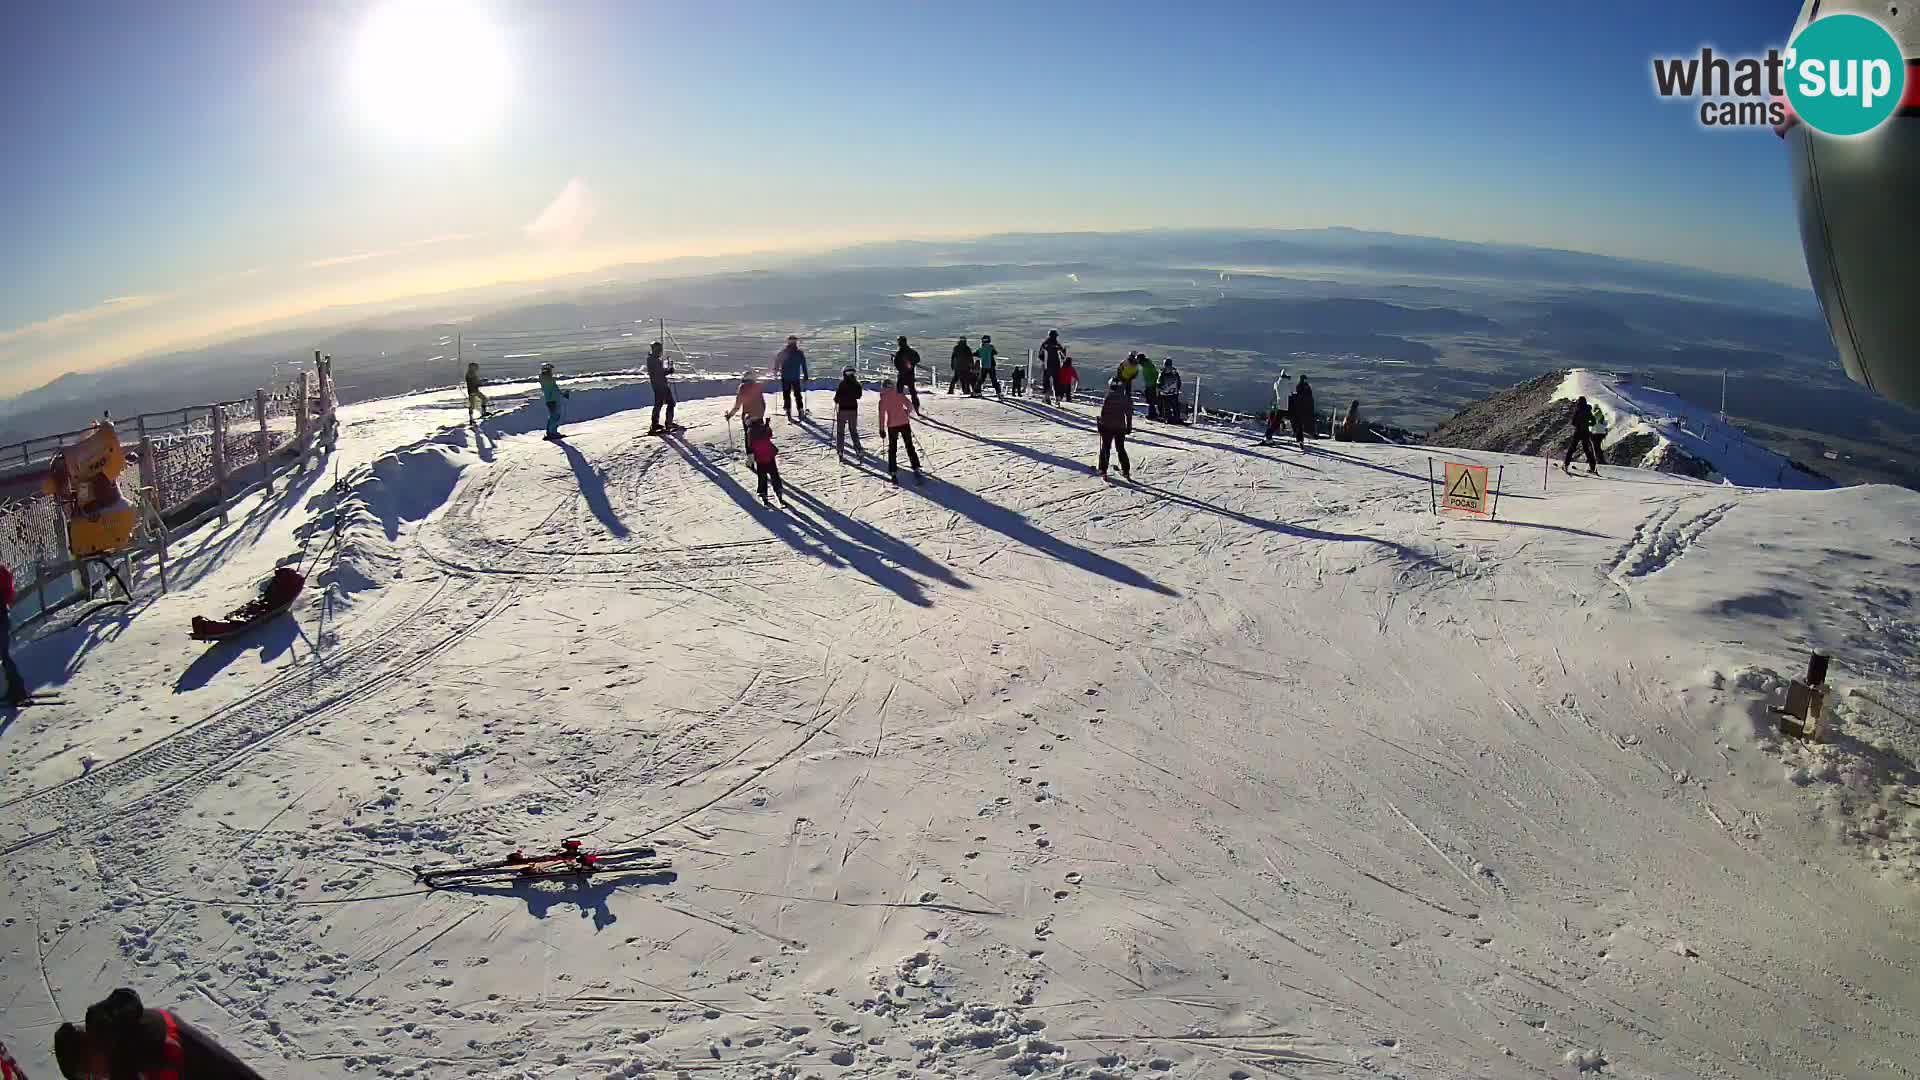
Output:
[
  {"xmin": 55, "ymin": 988, "xmax": 266, "ymax": 1080},
  {"xmin": 1289, "ymin": 375, "xmax": 1316, "ymax": 450},
  {"xmin": 1563, "ymin": 395, "xmax": 1601, "ymax": 474},
  {"xmin": 833, "ymin": 367, "xmax": 866, "ymax": 459},
  {"xmin": 948, "ymin": 338, "xmax": 974, "ymax": 395},
  {"xmin": 1039, "ymin": 330, "xmax": 1066, "ymax": 404},
  {"xmin": 892, "ymin": 337, "xmax": 923, "ymax": 414}
]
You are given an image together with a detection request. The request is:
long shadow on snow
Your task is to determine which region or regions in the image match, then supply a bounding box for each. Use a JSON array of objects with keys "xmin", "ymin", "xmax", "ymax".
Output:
[
  {"xmin": 904, "ymin": 479, "xmax": 1180, "ymax": 597},
  {"xmin": 781, "ymin": 487, "xmax": 971, "ymax": 600},
  {"xmin": 174, "ymin": 613, "xmax": 299, "ymax": 693},
  {"xmin": 557, "ymin": 438, "xmax": 631, "ymax": 539},
  {"xmin": 1125, "ymin": 479, "xmax": 1448, "ymax": 571},
  {"xmin": 917, "ymin": 416, "xmax": 1096, "ymax": 476},
  {"xmin": 433, "ymin": 868, "xmax": 678, "ymax": 932},
  {"xmin": 666, "ymin": 439, "xmax": 951, "ymax": 608},
  {"xmin": 1000, "ymin": 399, "xmax": 1319, "ymax": 471}
]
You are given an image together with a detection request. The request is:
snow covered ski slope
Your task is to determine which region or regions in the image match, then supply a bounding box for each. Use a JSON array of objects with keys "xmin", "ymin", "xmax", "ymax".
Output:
[{"xmin": 2, "ymin": 375, "xmax": 1917, "ymax": 1080}]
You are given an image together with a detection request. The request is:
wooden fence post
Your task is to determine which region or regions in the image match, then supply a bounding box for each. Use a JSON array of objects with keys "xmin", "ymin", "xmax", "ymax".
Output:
[
  {"xmin": 210, "ymin": 404, "xmax": 230, "ymax": 522},
  {"xmin": 255, "ymin": 388, "xmax": 273, "ymax": 495}
]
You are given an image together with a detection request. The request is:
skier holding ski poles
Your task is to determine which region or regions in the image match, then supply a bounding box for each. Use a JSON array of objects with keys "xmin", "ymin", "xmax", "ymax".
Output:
[
  {"xmin": 746, "ymin": 419, "xmax": 789, "ymax": 508},
  {"xmin": 725, "ymin": 370, "xmax": 768, "ymax": 442}
]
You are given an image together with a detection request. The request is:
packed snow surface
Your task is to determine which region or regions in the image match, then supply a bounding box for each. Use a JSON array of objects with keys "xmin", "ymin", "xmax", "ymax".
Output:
[
  {"xmin": 2, "ymin": 375, "xmax": 1917, "ymax": 1079},
  {"xmin": 1554, "ymin": 368, "xmax": 1832, "ymax": 490}
]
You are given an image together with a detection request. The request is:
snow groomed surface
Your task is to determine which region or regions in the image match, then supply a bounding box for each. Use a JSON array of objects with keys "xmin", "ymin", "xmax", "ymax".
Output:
[{"xmin": 2, "ymin": 374, "xmax": 1916, "ymax": 1079}]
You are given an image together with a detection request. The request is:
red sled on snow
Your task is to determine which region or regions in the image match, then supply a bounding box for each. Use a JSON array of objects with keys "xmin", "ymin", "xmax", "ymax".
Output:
[{"xmin": 190, "ymin": 567, "xmax": 305, "ymax": 642}]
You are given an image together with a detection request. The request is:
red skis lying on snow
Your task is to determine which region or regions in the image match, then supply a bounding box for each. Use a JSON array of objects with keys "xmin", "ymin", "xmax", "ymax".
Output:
[
  {"xmin": 190, "ymin": 567, "xmax": 304, "ymax": 642},
  {"xmin": 414, "ymin": 839, "xmax": 663, "ymax": 885}
]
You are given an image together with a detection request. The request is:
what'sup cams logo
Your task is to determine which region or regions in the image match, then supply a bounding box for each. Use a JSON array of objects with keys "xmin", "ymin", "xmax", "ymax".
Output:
[{"xmin": 1653, "ymin": 13, "xmax": 1907, "ymax": 135}]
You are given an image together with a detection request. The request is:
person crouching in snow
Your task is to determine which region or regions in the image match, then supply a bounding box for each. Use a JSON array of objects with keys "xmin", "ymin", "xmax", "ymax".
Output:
[
  {"xmin": 539, "ymin": 362, "xmax": 570, "ymax": 440},
  {"xmin": 877, "ymin": 381, "xmax": 924, "ymax": 485},
  {"xmin": 746, "ymin": 419, "xmax": 788, "ymax": 507},
  {"xmin": 725, "ymin": 370, "xmax": 768, "ymax": 436},
  {"xmin": 55, "ymin": 987, "xmax": 267, "ymax": 1080},
  {"xmin": 833, "ymin": 367, "xmax": 866, "ymax": 460},
  {"xmin": 1097, "ymin": 377, "xmax": 1134, "ymax": 480}
]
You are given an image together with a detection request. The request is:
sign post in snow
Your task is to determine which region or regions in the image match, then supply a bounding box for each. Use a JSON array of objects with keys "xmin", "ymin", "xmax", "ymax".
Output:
[{"xmin": 1442, "ymin": 461, "xmax": 1491, "ymax": 516}]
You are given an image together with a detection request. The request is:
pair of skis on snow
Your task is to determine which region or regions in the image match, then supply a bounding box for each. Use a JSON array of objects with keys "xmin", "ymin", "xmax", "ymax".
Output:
[{"xmin": 414, "ymin": 838, "xmax": 666, "ymax": 886}]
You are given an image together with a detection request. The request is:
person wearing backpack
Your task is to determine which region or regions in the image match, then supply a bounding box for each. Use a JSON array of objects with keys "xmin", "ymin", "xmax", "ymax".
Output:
[{"xmin": 0, "ymin": 563, "xmax": 25, "ymax": 706}]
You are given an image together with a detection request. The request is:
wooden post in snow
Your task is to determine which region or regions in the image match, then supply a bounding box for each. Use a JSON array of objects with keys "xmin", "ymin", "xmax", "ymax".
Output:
[
  {"xmin": 210, "ymin": 404, "xmax": 230, "ymax": 523},
  {"xmin": 255, "ymin": 388, "xmax": 272, "ymax": 495}
]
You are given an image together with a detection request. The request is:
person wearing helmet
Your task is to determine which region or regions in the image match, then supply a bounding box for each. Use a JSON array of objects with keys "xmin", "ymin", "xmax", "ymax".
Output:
[
  {"xmin": 891, "ymin": 336, "xmax": 923, "ymax": 414},
  {"xmin": 1137, "ymin": 354, "xmax": 1160, "ymax": 420},
  {"xmin": 538, "ymin": 363, "xmax": 569, "ymax": 440},
  {"xmin": 646, "ymin": 341, "xmax": 679, "ymax": 434},
  {"xmin": 1157, "ymin": 359, "xmax": 1183, "ymax": 424},
  {"xmin": 726, "ymin": 369, "xmax": 768, "ymax": 436},
  {"xmin": 464, "ymin": 361, "xmax": 489, "ymax": 423},
  {"xmin": 1039, "ymin": 331, "xmax": 1066, "ymax": 403},
  {"xmin": 948, "ymin": 337, "xmax": 974, "ymax": 396},
  {"xmin": 833, "ymin": 367, "xmax": 866, "ymax": 460},
  {"xmin": 745, "ymin": 418, "xmax": 788, "ymax": 508},
  {"xmin": 775, "ymin": 335, "xmax": 809, "ymax": 421},
  {"xmin": 974, "ymin": 335, "xmax": 1001, "ymax": 400},
  {"xmin": 1117, "ymin": 352, "xmax": 1141, "ymax": 398},
  {"xmin": 1097, "ymin": 377, "xmax": 1134, "ymax": 480},
  {"xmin": 1057, "ymin": 355, "xmax": 1080, "ymax": 404}
]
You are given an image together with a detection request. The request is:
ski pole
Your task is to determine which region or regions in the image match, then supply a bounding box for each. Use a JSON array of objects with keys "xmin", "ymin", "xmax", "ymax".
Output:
[{"xmin": 727, "ymin": 415, "xmax": 736, "ymax": 453}]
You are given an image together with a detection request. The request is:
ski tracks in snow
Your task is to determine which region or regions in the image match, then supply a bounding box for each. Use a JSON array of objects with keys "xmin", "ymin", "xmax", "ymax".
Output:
[{"xmin": 1608, "ymin": 498, "xmax": 1736, "ymax": 585}]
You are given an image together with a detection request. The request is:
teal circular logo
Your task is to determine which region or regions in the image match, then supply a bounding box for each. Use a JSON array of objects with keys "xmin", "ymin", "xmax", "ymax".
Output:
[{"xmin": 1786, "ymin": 14, "xmax": 1906, "ymax": 136}]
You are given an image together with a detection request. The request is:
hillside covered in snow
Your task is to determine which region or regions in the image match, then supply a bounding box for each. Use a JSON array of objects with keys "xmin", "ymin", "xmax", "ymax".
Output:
[
  {"xmin": 1427, "ymin": 368, "xmax": 1836, "ymax": 489},
  {"xmin": 1, "ymin": 373, "xmax": 1916, "ymax": 1080}
]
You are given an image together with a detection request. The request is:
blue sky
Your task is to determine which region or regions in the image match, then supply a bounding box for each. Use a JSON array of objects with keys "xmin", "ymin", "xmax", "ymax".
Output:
[{"xmin": 0, "ymin": 0, "xmax": 1808, "ymax": 393}]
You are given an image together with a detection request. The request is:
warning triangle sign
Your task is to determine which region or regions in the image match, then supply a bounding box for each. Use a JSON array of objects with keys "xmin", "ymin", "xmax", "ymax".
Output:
[{"xmin": 1446, "ymin": 468, "xmax": 1481, "ymax": 503}]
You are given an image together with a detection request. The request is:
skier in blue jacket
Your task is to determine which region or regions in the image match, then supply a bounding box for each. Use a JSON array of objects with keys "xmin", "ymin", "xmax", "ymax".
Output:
[
  {"xmin": 775, "ymin": 335, "xmax": 810, "ymax": 421},
  {"xmin": 539, "ymin": 363, "xmax": 570, "ymax": 440}
]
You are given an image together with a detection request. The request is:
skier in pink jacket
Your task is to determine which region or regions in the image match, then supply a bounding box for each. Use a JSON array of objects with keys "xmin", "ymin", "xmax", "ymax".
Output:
[
  {"xmin": 725, "ymin": 371, "xmax": 767, "ymax": 432},
  {"xmin": 876, "ymin": 383, "xmax": 923, "ymax": 485}
]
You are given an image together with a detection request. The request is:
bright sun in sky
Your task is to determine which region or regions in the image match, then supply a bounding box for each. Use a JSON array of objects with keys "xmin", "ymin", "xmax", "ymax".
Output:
[{"xmin": 350, "ymin": 0, "xmax": 510, "ymax": 142}]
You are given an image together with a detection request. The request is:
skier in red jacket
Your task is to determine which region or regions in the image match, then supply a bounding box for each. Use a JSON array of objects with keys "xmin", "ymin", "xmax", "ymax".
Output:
[
  {"xmin": 745, "ymin": 419, "xmax": 788, "ymax": 508},
  {"xmin": 0, "ymin": 564, "xmax": 25, "ymax": 705}
]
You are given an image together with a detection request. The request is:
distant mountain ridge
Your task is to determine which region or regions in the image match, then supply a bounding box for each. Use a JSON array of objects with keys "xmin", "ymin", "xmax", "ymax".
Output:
[{"xmin": 1425, "ymin": 369, "xmax": 1835, "ymax": 489}]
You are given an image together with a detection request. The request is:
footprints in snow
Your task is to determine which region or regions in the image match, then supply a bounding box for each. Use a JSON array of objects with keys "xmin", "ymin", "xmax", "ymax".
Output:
[{"xmin": 1610, "ymin": 500, "xmax": 1734, "ymax": 582}]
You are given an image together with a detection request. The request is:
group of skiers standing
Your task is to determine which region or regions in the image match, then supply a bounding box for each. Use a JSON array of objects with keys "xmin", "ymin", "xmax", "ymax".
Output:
[{"xmin": 1263, "ymin": 372, "xmax": 1317, "ymax": 449}]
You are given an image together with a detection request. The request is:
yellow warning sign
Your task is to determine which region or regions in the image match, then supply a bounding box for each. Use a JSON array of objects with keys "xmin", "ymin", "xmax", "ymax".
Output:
[{"xmin": 1442, "ymin": 461, "xmax": 1490, "ymax": 515}]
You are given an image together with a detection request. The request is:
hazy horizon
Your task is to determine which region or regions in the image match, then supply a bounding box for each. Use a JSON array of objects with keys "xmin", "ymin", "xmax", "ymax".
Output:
[{"xmin": 1, "ymin": 1, "xmax": 1813, "ymax": 397}]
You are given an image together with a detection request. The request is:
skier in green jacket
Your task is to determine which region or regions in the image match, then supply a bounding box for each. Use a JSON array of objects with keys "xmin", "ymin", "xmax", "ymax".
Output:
[
  {"xmin": 1138, "ymin": 356, "xmax": 1161, "ymax": 420},
  {"xmin": 539, "ymin": 363, "xmax": 570, "ymax": 441},
  {"xmin": 973, "ymin": 335, "xmax": 1002, "ymax": 400}
]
